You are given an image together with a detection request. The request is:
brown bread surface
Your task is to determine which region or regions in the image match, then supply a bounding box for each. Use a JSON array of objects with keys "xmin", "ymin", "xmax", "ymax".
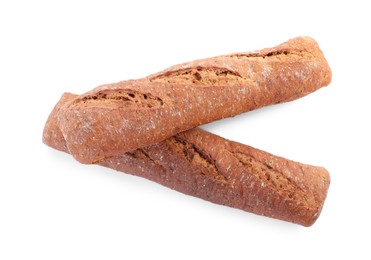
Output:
[
  {"xmin": 57, "ymin": 37, "xmax": 332, "ymax": 163},
  {"xmin": 44, "ymin": 93, "xmax": 330, "ymax": 227}
]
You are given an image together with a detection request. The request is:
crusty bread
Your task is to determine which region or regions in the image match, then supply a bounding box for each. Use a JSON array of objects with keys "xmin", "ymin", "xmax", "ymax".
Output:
[
  {"xmin": 57, "ymin": 37, "xmax": 332, "ymax": 164},
  {"xmin": 44, "ymin": 93, "xmax": 330, "ymax": 226}
]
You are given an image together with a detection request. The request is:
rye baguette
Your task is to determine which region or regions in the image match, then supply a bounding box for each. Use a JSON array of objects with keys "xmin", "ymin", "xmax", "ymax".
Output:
[
  {"xmin": 44, "ymin": 93, "xmax": 330, "ymax": 226},
  {"xmin": 58, "ymin": 36, "xmax": 332, "ymax": 164}
]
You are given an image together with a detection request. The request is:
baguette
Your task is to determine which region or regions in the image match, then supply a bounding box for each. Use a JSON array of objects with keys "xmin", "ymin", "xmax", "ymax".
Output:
[
  {"xmin": 57, "ymin": 36, "xmax": 332, "ymax": 164},
  {"xmin": 44, "ymin": 93, "xmax": 330, "ymax": 226}
]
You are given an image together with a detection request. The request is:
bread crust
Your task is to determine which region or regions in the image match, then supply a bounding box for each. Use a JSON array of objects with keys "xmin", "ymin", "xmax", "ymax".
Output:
[
  {"xmin": 44, "ymin": 93, "xmax": 330, "ymax": 226},
  {"xmin": 57, "ymin": 37, "xmax": 332, "ymax": 163}
]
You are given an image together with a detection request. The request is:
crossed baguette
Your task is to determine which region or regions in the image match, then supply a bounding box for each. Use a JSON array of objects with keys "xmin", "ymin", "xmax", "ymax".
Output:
[
  {"xmin": 43, "ymin": 37, "xmax": 332, "ymax": 226},
  {"xmin": 56, "ymin": 36, "xmax": 331, "ymax": 164}
]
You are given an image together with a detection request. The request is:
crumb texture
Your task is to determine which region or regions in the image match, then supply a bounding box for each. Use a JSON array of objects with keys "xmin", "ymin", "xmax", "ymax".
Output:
[
  {"xmin": 231, "ymin": 151, "xmax": 310, "ymax": 205},
  {"xmin": 229, "ymin": 49, "xmax": 313, "ymax": 60},
  {"xmin": 167, "ymin": 136, "xmax": 228, "ymax": 182},
  {"xmin": 73, "ymin": 89, "xmax": 164, "ymax": 109},
  {"xmin": 150, "ymin": 66, "xmax": 244, "ymax": 85},
  {"xmin": 149, "ymin": 46, "xmax": 315, "ymax": 86}
]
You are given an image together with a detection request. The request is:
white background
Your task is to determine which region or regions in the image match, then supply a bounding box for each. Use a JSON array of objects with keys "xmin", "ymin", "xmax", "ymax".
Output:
[{"xmin": 1, "ymin": 0, "xmax": 370, "ymax": 259}]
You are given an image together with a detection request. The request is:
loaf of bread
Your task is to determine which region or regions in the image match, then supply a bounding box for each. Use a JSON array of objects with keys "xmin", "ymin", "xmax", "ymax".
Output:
[
  {"xmin": 57, "ymin": 37, "xmax": 332, "ymax": 164},
  {"xmin": 44, "ymin": 93, "xmax": 330, "ymax": 226}
]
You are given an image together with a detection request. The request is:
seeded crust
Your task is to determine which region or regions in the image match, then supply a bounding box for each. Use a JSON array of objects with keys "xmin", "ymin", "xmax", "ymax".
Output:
[
  {"xmin": 57, "ymin": 37, "xmax": 332, "ymax": 164},
  {"xmin": 44, "ymin": 93, "xmax": 330, "ymax": 226}
]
